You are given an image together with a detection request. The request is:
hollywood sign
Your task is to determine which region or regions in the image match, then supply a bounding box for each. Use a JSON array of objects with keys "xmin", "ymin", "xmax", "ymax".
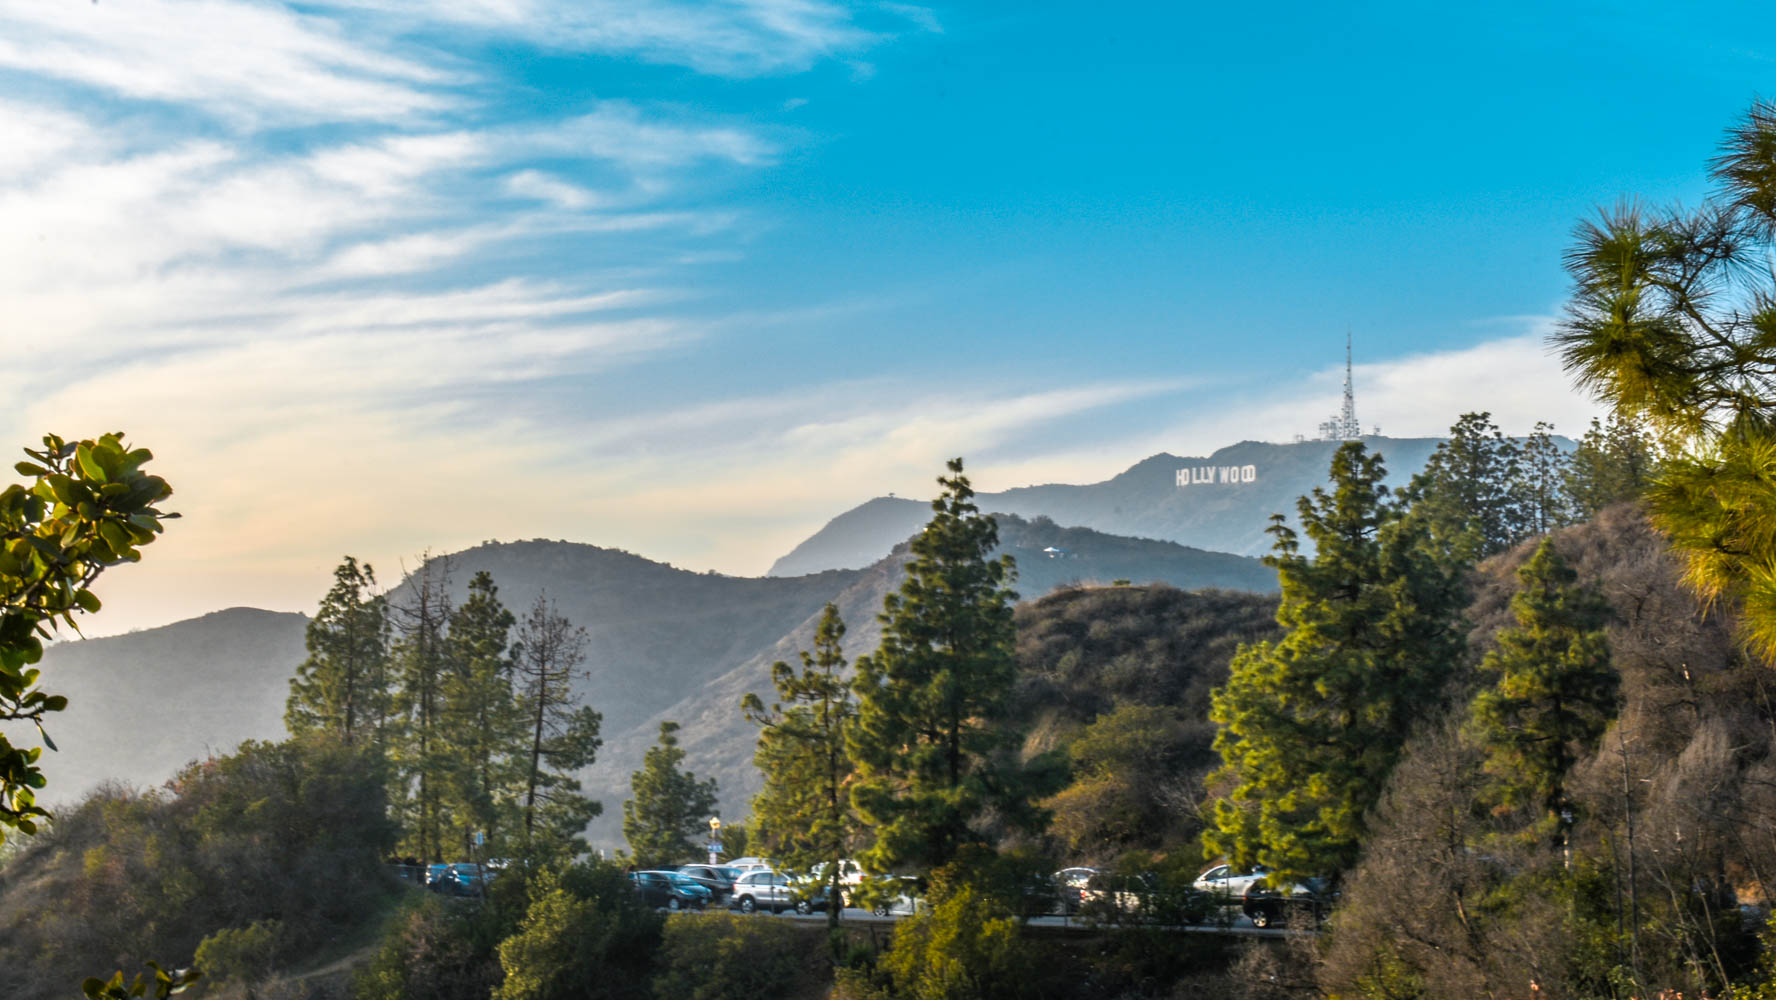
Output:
[{"xmin": 1176, "ymin": 464, "xmax": 1258, "ymax": 487}]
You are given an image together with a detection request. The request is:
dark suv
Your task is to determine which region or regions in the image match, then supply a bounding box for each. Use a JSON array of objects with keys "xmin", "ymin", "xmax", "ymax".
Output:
[
  {"xmin": 1242, "ymin": 877, "xmax": 1334, "ymax": 929},
  {"xmin": 676, "ymin": 864, "xmax": 741, "ymax": 903}
]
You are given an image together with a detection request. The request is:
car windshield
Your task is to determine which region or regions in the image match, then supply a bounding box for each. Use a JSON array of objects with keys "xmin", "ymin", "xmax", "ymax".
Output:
[
  {"xmin": 668, "ymin": 874, "xmax": 701, "ymax": 887},
  {"xmin": 715, "ymin": 867, "xmax": 740, "ymax": 879}
]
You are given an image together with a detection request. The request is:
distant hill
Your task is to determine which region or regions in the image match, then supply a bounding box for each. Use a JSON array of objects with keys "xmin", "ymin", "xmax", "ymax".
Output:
[
  {"xmin": 9, "ymin": 608, "xmax": 309, "ymax": 808},
  {"xmin": 768, "ymin": 435, "xmax": 1449, "ymax": 576},
  {"xmin": 19, "ymin": 526, "xmax": 1272, "ymax": 849}
]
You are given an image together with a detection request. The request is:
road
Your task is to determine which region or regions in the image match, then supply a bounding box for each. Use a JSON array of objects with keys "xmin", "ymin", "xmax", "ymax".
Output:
[{"xmin": 688, "ymin": 904, "xmax": 1302, "ymax": 938}]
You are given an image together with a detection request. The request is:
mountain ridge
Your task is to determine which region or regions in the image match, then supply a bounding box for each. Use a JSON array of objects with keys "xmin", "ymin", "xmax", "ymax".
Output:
[{"xmin": 768, "ymin": 435, "xmax": 1451, "ymax": 576}]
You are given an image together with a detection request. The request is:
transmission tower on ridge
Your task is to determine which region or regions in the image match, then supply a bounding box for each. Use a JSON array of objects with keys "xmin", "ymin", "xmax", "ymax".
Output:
[{"xmin": 1316, "ymin": 330, "xmax": 1366, "ymax": 441}]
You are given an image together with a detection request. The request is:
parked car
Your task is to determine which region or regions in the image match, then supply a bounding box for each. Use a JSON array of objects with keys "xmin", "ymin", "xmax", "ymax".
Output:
[
  {"xmin": 1080, "ymin": 871, "xmax": 1212, "ymax": 925},
  {"xmin": 1241, "ymin": 876, "xmax": 1334, "ymax": 929},
  {"xmin": 1193, "ymin": 862, "xmax": 1274, "ymax": 900},
  {"xmin": 630, "ymin": 870, "xmax": 713, "ymax": 911},
  {"xmin": 1052, "ymin": 867, "xmax": 1102, "ymax": 915},
  {"xmin": 809, "ymin": 858, "xmax": 866, "ymax": 887},
  {"xmin": 676, "ymin": 864, "xmax": 741, "ymax": 903},
  {"xmin": 856, "ymin": 874, "xmax": 919, "ymax": 916},
  {"xmin": 724, "ymin": 856, "xmax": 775, "ymax": 875},
  {"xmin": 729, "ymin": 869, "xmax": 796, "ymax": 914}
]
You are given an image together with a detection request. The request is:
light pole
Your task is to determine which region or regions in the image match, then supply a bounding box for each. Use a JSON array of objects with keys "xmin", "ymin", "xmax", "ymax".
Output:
[{"xmin": 708, "ymin": 816, "xmax": 721, "ymax": 865}]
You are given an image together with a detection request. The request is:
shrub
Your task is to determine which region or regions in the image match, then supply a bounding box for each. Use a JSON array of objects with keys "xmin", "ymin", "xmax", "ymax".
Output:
[
  {"xmin": 650, "ymin": 913, "xmax": 827, "ymax": 1000},
  {"xmin": 193, "ymin": 919, "xmax": 282, "ymax": 991},
  {"xmin": 493, "ymin": 862, "xmax": 660, "ymax": 1000}
]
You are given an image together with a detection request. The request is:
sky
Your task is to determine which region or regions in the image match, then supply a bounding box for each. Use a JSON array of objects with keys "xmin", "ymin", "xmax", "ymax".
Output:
[{"xmin": 0, "ymin": 0, "xmax": 1767, "ymax": 634}]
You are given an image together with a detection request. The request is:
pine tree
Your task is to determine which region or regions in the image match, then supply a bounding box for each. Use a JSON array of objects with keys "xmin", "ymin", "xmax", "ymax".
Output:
[
  {"xmin": 848, "ymin": 458, "xmax": 1028, "ymax": 876},
  {"xmin": 1555, "ymin": 102, "xmax": 1776, "ymax": 657},
  {"xmin": 511, "ymin": 594, "xmax": 602, "ymax": 856},
  {"xmin": 285, "ymin": 556, "xmax": 389, "ymax": 745},
  {"xmin": 742, "ymin": 603, "xmax": 858, "ymax": 942},
  {"xmin": 1207, "ymin": 442, "xmax": 1466, "ymax": 883},
  {"xmin": 1521, "ymin": 421, "xmax": 1577, "ymax": 535},
  {"xmin": 441, "ymin": 571, "xmax": 525, "ymax": 859},
  {"xmin": 389, "ymin": 556, "xmax": 454, "ymax": 862},
  {"xmin": 1468, "ymin": 539, "xmax": 1617, "ymax": 850},
  {"xmin": 623, "ymin": 721, "xmax": 718, "ymax": 869},
  {"xmin": 1562, "ymin": 415, "xmax": 1664, "ymax": 517},
  {"xmin": 1406, "ymin": 412, "xmax": 1530, "ymax": 562}
]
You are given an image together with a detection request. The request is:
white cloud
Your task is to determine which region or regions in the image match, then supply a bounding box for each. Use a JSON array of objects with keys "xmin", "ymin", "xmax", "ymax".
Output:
[{"xmin": 0, "ymin": 0, "xmax": 454, "ymax": 127}]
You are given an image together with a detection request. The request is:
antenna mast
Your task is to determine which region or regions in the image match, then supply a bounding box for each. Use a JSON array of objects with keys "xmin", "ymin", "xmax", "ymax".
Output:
[{"xmin": 1339, "ymin": 328, "xmax": 1360, "ymax": 440}]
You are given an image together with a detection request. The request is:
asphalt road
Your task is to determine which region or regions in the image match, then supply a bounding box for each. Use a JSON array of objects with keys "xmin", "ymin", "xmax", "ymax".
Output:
[{"xmin": 685, "ymin": 904, "xmax": 1299, "ymax": 938}]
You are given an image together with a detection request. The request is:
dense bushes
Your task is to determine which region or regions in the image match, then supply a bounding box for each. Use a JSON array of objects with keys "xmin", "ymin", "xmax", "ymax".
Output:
[
  {"xmin": 0, "ymin": 734, "xmax": 396, "ymax": 1000},
  {"xmin": 650, "ymin": 913, "xmax": 827, "ymax": 1000}
]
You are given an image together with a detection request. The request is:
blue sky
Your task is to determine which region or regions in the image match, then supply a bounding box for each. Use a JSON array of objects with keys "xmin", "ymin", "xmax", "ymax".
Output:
[{"xmin": 0, "ymin": 0, "xmax": 1766, "ymax": 631}]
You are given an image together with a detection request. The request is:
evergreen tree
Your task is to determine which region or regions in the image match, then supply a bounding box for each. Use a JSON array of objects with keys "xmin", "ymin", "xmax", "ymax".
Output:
[
  {"xmin": 1521, "ymin": 421, "xmax": 1577, "ymax": 535},
  {"xmin": 389, "ymin": 556, "xmax": 454, "ymax": 862},
  {"xmin": 1406, "ymin": 412, "xmax": 1530, "ymax": 562},
  {"xmin": 623, "ymin": 721, "xmax": 718, "ymax": 869},
  {"xmin": 1562, "ymin": 414, "xmax": 1664, "ymax": 517},
  {"xmin": 1555, "ymin": 102, "xmax": 1776, "ymax": 656},
  {"xmin": 848, "ymin": 458, "xmax": 1030, "ymax": 876},
  {"xmin": 1468, "ymin": 539, "xmax": 1617, "ymax": 850},
  {"xmin": 441, "ymin": 571, "xmax": 525, "ymax": 859},
  {"xmin": 511, "ymin": 594, "xmax": 602, "ymax": 856},
  {"xmin": 742, "ymin": 603, "xmax": 858, "ymax": 943},
  {"xmin": 285, "ymin": 556, "xmax": 389, "ymax": 746},
  {"xmin": 1207, "ymin": 442, "xmax": 1466, "ymax": 883}
]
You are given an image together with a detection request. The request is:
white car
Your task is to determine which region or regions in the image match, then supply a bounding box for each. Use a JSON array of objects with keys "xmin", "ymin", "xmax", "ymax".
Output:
[
  {"xmin": 1192, "ymin": 862, "xmax": 1274, "ymax": 900},
  {"xmin": 810, "ymin": 858, "xmax": 867, "ymax": 886}
]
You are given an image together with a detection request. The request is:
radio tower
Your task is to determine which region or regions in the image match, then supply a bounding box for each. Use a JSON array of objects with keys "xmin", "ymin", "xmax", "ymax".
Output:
[
  {"xmin": 1315, "ymin": 330, "xmax": 1365, "ymax": 441},
  {"xmin": 1337, "ymin": 329, "xmax": 1360, "ymax": 440}
]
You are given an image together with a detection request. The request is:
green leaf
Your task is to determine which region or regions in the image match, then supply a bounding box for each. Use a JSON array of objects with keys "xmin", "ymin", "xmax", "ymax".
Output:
[
  {"xmin": 75, "ymin": 444, "xmax": 106, "ymax": 482},
  {"xmin": 13, "ymin": 462, "xmax": 47, "ymax": 477}
]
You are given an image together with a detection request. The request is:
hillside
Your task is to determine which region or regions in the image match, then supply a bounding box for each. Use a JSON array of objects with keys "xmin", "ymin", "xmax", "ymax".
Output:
[
  {"xmin": 18, "ymin": 525, "xmax": 1273, "ymax": 848},
  {"xmin": 767, "ymin": 435, "xmax": 1448, "ymax": 576},
  {"xmin": 614, "ymin": 514, "xmax": 1276, "ymax": 842},
  {"xmin": 6, "ymin": 608, "xmax": 309, "ymax": 808}
]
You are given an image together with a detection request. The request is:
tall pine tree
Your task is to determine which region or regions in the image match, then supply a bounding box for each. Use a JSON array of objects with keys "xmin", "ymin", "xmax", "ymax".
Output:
[
  {"xmin": 389, "ymin": 556, "xmax": 454, "ymax": 862},
  {"xmin": 1207, "ymin": 442, "xmax": 1466, "ymax": 883},
  {"xmin": 441, "ymin": 570, "xmax": 525, "ymax": 859},
  {"xmin": 1468, "ymin": 539, "xmax": 1617, "ymax": 851},
  {"xmin": 511, "ymin": 593, "xmax": 603, "ymax": 856},
  {"xmin": 743, "ymin": 603, "xmax": 859, "ymax": 943},
  {"xmin": 285, "ymin": 556, "xmax": 389, "ymax": 745},
  {"xmin": 848, "ymin": 458, "xmax": 1031, "ymax": 876}
]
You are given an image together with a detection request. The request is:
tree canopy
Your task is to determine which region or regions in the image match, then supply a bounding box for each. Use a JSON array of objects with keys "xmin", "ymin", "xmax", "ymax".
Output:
[{"xmin": 1555, "ymin": 100, "xmax": 1776, "ymax": 658}]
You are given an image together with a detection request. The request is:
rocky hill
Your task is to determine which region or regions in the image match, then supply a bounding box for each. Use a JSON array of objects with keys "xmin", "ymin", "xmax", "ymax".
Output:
[{"xmin": 768, "ymin": 435, "xmax": 1449, "ymax": 576}]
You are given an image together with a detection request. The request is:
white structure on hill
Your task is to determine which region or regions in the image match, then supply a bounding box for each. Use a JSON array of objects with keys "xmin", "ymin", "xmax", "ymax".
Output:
[{"xmin": 1315, "ymin": 331, "xmax": 1370, "ymax": 441}]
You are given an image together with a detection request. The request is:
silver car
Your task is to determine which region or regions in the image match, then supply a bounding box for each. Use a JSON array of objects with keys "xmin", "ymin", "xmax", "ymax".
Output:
[
  {"xmin": 729, "ymin": 870, "xmax": 796, "ymax": 914},
  {"xmin": 1192, "ymin": 862, "xmax": 1273, "ymax": 900}
]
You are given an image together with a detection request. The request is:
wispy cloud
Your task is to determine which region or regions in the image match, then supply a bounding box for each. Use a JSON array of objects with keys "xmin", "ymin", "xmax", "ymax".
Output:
[
  {"xmin": 0, "ymin": 0, "xmax": 456, "ymax": 127},
  {"xmin": 321, "ymin": 0, "xmax": 880, "ymax": 76}
]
